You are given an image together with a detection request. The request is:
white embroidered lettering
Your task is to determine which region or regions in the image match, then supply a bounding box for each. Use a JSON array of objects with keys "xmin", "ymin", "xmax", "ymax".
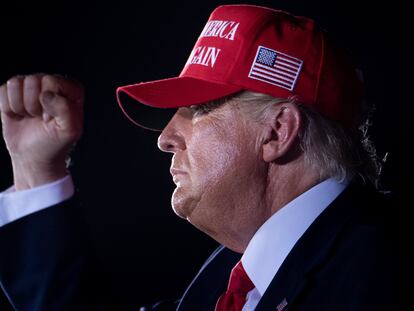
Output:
[
  {"xmin": 191, "ymin": 46, "xmax": 204, "ymax": 64},
  {"xmin": 218, "ymin": 21, "xmax": 232, "ymax": 38},
  {"xmin": 187, "ymin": 46, "xmax": 221, "ymax": 68},
  {"xmin": 200, "ymin": 47, "xmax": 221, "ymax": 67},
  {"xmin": 199, "ymin": 20, "xmax": 239, "ymax": 41},
  {"xmin": 224, "ymin": 22, "xmax": 239, "ymax": 41},
  {"xmin": 211, "ymin": 21, "xmax": 224, "ymax": 37}
]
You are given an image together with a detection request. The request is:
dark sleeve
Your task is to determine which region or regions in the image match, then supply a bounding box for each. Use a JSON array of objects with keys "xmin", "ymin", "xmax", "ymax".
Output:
[{"xmin": 0, "ymin": 197, "xmax": 117, "ymax": 311}]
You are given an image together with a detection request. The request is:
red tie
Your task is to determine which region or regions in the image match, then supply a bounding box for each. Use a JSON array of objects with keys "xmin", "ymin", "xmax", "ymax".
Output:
[{"xmin": 215, "ymin": 261, "xmax": 255, "ymax": 311}]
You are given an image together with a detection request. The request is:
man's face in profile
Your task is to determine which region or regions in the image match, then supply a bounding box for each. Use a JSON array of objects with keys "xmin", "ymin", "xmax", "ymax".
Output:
[{"xmin": 157, "ymin": 102, "xmax": 269, "ymax": 243}]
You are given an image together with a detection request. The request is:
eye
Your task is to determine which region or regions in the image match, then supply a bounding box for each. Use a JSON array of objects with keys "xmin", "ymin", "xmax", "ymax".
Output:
[
  {"xmin": 189, "ymin": 101, "xmax": 225, "ymax": 118},
  {"xmin": 189, "ymin": 105, "xmax": 212, "ymax": 117}
]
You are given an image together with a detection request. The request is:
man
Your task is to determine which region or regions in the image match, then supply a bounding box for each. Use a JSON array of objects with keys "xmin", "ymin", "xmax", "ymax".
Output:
[{"xmin": 0, "ymin": 4, "xmax": 409, "ymax": 311}]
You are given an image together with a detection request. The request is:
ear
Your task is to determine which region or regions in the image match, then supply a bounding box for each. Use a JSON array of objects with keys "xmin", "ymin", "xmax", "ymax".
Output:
[{"xmin": 262, "ymin": 103, "xmax": 302, "ymax": 163}]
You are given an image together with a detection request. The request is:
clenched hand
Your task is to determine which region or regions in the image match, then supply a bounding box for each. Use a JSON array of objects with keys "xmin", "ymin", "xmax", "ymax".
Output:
[{"xmin": 0, "ymin": 74, "xmax": 84, "ymax": 190}]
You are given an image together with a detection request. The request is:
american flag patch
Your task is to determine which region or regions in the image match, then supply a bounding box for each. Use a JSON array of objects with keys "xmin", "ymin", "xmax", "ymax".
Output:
[
  {"xmin": 276, "ymin": 298, "xmax": 288, "ymax": 311},
  {"xmin": 248, "ymin": 46, "xmax": 303, "ymax": 91}
]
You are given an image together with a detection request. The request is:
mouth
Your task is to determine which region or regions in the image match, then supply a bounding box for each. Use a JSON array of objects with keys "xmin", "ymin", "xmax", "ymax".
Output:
[
  {"xmin": 170, "ymin": 167, "xmax": 186, "ymax": 176},
  {"xmin": 170, "ymin": 168, "xmax": 187, "ymax": 185}
]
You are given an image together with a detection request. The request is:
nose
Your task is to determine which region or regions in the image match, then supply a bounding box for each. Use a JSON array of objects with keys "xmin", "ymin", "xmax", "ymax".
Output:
[{"xmin": 157, "ymin": 109, "xmax": 187, "ymax": 153}]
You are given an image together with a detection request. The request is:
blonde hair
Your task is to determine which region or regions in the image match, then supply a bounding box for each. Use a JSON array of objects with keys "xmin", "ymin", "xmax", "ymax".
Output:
[{"xmin": 201, "ymin": 90, "xmax": 381, "ymax": 186}]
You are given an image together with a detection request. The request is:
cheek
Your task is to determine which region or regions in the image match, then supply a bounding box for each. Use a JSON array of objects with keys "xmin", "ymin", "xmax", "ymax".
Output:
[
  {"xmin": 189, "ymin": 129, "xmax": 250, "ymax": 190},
  {"xmin": 194, "ymin": 145, "xmax": 236, "ymax": 186}
]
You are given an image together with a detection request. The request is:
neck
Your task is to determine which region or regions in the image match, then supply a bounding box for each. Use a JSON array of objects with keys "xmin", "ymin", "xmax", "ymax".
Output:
[
  {"xmin": 265, "ymin": 161, "xmax": 323, "ymax": 219},
  {"xmin": 215, "ymin": 159, "xmax": 323, "ymax": 253}
]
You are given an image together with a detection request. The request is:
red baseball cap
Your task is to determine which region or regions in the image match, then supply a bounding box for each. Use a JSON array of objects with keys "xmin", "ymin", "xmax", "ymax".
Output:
[{"xmin": 117, "ymin": 4, "xmax": 362, "ymax": 130}]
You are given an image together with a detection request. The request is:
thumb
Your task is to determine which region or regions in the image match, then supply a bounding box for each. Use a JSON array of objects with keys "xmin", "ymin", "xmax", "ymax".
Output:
[{"xmin": 39, "ymin": 91, "xmax": 73, "ymax": 129}]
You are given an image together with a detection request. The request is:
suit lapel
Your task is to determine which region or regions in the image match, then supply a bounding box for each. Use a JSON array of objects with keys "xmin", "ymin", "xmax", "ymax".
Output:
[
  {"xmin": 177, "ymin": 245, "xmax": 241, "ymax": 311},
  {"xmin": 255, "ymin": 181, "xmax": 367, "ymax": 311}
]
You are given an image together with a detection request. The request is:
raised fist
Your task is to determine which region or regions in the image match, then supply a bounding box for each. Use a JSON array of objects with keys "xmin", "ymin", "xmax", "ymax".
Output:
[{"xmin": 0, "ymin": 74, "xmax": 84, "ymax": 190}]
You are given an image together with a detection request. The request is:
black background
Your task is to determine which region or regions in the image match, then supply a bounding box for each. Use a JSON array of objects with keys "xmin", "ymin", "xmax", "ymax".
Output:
[{"xmin": 1, "ymin": 0, "xmax": 412, "ymax": 309}]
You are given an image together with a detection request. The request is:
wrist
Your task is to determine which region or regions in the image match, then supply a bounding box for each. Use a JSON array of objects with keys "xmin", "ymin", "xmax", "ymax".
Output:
[{"xmin": 11, "ymin": 156, "xmax": 68, "ymax": 191}]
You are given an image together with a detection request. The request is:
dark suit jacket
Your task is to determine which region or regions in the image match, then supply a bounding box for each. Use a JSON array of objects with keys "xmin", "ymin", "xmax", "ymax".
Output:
[{"xmin": 0, "ymin": 180, "xmax": 410, "ymax": 310}]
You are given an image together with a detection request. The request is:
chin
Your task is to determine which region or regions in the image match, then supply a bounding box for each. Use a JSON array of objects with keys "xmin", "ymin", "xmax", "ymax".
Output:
[
  {"xmin": 171, "ymin": 187, "xmax": 196, "ymax": 219},
  {"xmin": 172, "ymin": 205, "xmax": 187, "ymax": 219}
]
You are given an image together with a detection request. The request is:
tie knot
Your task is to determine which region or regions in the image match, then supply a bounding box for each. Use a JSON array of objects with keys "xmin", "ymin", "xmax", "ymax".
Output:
[
  {"xmin": 227, "ymin": 261, "xmax": 255, "ymax": 294},
  {"xmin": 215, "ymin": 261, "xmax": 255, "ymax": 311}
]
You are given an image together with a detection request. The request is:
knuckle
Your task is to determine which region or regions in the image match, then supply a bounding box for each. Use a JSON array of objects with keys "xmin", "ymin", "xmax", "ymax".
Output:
[
  {"xmin": 41, "ymin": 74, "xmax": 60, "ymax": 92},
  {"xmin": 41, "ymin": 74, "xmax": 55, "ymax": 85},
  {"xmin": 42, "ymin": 74, "xmax": 83, "ymax": 102},
  {"xmin": 7, "ymin": 76, "xmax": 23, "ymax": 89},
  {"xmin": 24, "ymin": 74, "xmax": 41, "ymax": 87},
  {"xmin": 23, "ymin": 76, "xmax": 42, "ymax": 116},
  {"xmin": 24, "ymin": 76, "xmax": 41, "ymax": 98}
]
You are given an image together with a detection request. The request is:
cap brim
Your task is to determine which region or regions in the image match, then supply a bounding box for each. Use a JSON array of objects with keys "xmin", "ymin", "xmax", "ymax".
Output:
[{"xmin": 116, "ymin": 76, "xmax": 242, "ymax": 130}]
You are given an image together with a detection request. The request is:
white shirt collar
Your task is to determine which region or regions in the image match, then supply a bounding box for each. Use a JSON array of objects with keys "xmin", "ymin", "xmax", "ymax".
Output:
[{"xmin": 241, "ymin": 178, "xmax": 348, "ymax": 295}]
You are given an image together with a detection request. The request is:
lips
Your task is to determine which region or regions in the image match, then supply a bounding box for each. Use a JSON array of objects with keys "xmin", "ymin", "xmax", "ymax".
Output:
[
  {"xmin": 170, "ymin": 167, "xmax": 186, "ymax": 176},
  {"xmin": 170, "ymin": 168, "xmax": 187, "ymax": 185}
]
